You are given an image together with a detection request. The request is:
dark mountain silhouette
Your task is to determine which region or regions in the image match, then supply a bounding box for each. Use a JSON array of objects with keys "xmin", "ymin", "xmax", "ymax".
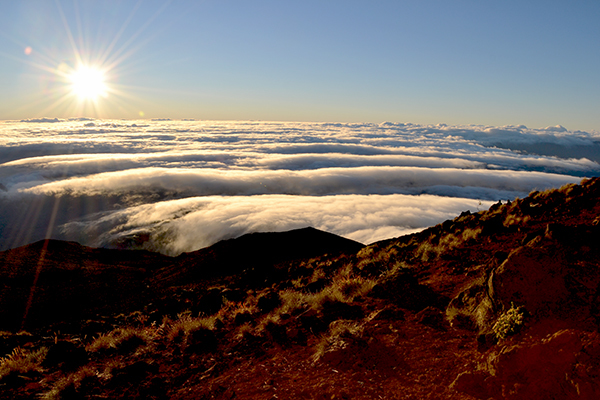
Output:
[
  {"xmin": 0, "ymin": 240, "xmax": 171, "ymax": 331},
  {"xmin": 159, "ymin": 226, "xmax": 364, "ymax": 285},
  {"xmin": 2, "ymin": 178, "xmax": 600, "ymax": 399},
  {"xmin": 0, "ymin": 227, "xmax": 363, "ymax": 332}
]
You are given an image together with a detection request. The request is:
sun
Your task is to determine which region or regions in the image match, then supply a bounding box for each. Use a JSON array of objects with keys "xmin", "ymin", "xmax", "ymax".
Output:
[{"xmin": 69, "ymin": 65, "xmax": 108, "ymax": 101}]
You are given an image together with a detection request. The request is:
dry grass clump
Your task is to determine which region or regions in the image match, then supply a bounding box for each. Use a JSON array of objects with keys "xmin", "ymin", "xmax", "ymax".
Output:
[
  {"xmin": 415, "ymin": 241, "xmax": 437, "ymax": 262},
  {"xmin": 221, "ymin": 295, "xmax": 258, "ymax": 316},
  {"xmin": 164, "ymin": 312, "xmax": 218, "ymax": 343},
  {"xmin": 41, "ymin": 365, "xmax": 98, "ymax": 400},
  {"xmin": 86, "ymin": 326, "xmax": 153, "ymax": 354},
  {"xmin": 234, "ymin": 323, "xmax": 256, "ymax": 342},
  {"xmin": 39, "ymin": 313, "xmax": 220, "ymax": 399},
  {"xmin": 282, "ymin": 272, "xmax": 375, "ymax": 313},
  {"xmin": 416, "ymin": 228, "xmax": 482, "ymax": 262},
  {"xmin": 0, "ymin": 346, "xmax": 48, "ymax": 380},
  {"xmin": 277, "ymin": 289, "xmax": 309, "ymax": 315},
  {"xmin": 242, "ymin": 271, "xmax": 375, "ymax": 341},
  {"xmin": 355, "ymin": 246, "xmax": 399, "ymax": 277},
  {"xmin": 384, "ymin": 260, "xmax": 412, "ymax": 276},
  {"xmin": 332, "ymin": 275, "xmax": 376, "ymax": 301},
  {"xmin": 313, "ymin": 320, "xmax": 364, "ymax": 362},
  {"xmin": 336, "ymin": 277, "xmax": 366, "ymax": 298},
  {"xmin": 310, "ymin": 267, "xmax": 327, "ymax": 282},
  {"xmin": 356, "ymin": 246, "xmax": 378, "ymax": 260},
  {"xmin": 306, "ymin": 286, "xmax": 348, "ymax": 311},
  {"xmin": 325, "ymin": 258, "xmax": 378, "ymax": 301},
  {"xmin": 503, "ymin": 213, "xmax": 531, "ymax": 228}
]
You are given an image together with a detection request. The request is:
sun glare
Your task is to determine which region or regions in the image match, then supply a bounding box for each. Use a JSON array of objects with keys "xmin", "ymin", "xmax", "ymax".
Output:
[
  {"xmin": 69, "ymin": 65, "xmax": 107, "ymax": 101},
  {"xmin": 13, "ymin": 1, "xmax": 167, "ymax": 118}
]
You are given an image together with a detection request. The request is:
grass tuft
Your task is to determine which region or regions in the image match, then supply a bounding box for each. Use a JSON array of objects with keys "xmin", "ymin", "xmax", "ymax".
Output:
[
  {"xmin": 165, "ymin": 312, "xmax": 218, "ymax": 343},
  {"xmin": 41, "ymin": 365, "xmax": 98, "ymax": 400},
  {"xmin": 313, "ymin": 320, "xmax": 364, "ymax": 362},
  {"xmin": 0, "ymin": 346, "xmax": 48, "ymax": 380},
  {"xmin": 86, "ymin": 326, "xmax": 152, "ymax": 354}
]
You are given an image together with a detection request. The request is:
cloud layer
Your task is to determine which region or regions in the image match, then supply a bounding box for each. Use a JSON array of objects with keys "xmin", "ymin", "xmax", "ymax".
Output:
[{"xmin": 1, "ymin": 119, "xmax": 597, "ymax": 254}]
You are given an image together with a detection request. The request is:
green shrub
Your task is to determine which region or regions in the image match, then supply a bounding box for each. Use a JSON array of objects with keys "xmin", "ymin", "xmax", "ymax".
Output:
[{"xmin": 493, "ymin": 303, "xmax": 525, "ymax": 340}]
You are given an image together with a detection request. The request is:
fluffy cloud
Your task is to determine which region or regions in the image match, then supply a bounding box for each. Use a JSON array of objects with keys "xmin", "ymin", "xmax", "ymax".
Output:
[
  {"xmin": 60, "ymin": 194, "xmax": 494, "ymax": 256},
  {"xmin": 16, "ymin": 166, "xmax": 579, "ymax": 200},
  {"xmin": 0, "ymin": 119, "xmax": 598, "ymax": 254},
  {"xmin": 19, "ymin": 117, "xmax": 63, "ymax": 123}
]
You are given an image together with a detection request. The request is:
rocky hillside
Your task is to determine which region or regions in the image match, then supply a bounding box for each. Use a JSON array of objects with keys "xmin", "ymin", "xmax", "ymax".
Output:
[{"xmin": 1, "ymin": 178, "xmax": 600, "ymax": 399}]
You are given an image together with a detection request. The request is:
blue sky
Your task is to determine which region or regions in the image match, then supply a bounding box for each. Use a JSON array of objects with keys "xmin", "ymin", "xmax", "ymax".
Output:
[{"xmin": 1, "ymin": 0, "xmax": 599, "ymax": 130}]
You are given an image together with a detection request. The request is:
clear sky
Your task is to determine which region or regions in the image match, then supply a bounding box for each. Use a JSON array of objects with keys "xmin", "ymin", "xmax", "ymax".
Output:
[{"xmin": 1, "ymin": 0, "xmax": 599, "ymax": 130}]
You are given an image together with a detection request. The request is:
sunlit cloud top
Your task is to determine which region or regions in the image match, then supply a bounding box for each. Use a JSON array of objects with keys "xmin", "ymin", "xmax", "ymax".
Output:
[
  {"xmin": 1, "ymin": 1, "xmax": 600, "ymax": 254},
  {"xmin": 0, "ymin": 119, "xmax": 598, "ymax": 254}
]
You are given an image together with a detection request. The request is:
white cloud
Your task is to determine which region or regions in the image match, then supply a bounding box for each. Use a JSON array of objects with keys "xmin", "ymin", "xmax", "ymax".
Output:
[
  {"xmin": 20, "ymin": 117, "xmax": 63, "ymax": 123},
  {"xmin": 60, "ymin": 194, "xmax": 494, "ymax": 255},
  {"xmin": 0, "ymin": 119, "xmax": 597, "ymax": 253},
  {"xmin": 15, "ymin": 166, "xmax": 579, "ymax": 200}
]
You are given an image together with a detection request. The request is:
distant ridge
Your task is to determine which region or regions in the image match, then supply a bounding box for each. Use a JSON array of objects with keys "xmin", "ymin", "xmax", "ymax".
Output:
[
  {"xmin": 159, "ymin": 226, "xmax": 365, "ymax": 285},
  {"xmin": 0, "ymin": 227, "xmax": 363, "ymax": 330}
]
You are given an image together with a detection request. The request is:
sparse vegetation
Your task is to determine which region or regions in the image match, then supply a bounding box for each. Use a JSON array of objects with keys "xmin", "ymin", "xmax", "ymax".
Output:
[
  {"xmin": 0, "ymin": 346, "xmax": 48, "ymax": 380},
  {"xmin": 42, "ymin": 366, "xmax": 98, "ymax": 400},
  {"xmin": 503, "ymin": 213, "xmax": 531, "ymax": 228},
  {"xmin": 413, "ymin": 227, "xmax": 482, "ymax": 262},
  {"xmin": 86, "ymin": 326, "xmax": 152, "ymax": 354},
  {"xmin": 492, "ymin": 303, "xmax": 525, "ymax": 340},
  {"xmin": 313, "ymin": 320, "xmax": 364, "ymax": 363},
  {"xmin": 164, "ymin": 312, "xmax": 218, "ymax": 343}
]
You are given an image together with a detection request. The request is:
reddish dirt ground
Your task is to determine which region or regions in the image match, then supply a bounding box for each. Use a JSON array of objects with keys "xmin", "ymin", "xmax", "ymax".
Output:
[{"xmin": 172, "ymin": 307, "xmax": 480, "ymax": 400}]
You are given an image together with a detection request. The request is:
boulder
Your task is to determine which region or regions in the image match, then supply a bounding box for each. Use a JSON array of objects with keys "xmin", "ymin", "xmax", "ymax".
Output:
[
  {"xmin": 490, "ymin": 244, "xmax": 569, "ymax": 315},
  {"xmin": 453, "ymin": 330, "xmax": 600, "ymax": 399},
  {"xmin": 446, "ymin": 280, "xmax": 495, "ymax": 332}
]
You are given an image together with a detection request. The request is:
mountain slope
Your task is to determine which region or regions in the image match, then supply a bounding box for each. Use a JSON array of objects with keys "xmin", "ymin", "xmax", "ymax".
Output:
[
  {"xmin": 156, "ymin": 226, "xmax": 364, "ymax": 285},
  {"xmin": 0, "ymin": 227, "xmax": 363, "ymax": 331},
  {"xmin": 0, "ymin": 240, "xmax": 171, "ymax": 331},
  {"xmin": 1, "ymin": 178, "xmax": 600, "ymax": 399}
]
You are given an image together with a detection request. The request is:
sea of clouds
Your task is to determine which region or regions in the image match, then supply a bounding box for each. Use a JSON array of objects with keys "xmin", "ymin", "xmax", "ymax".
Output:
[{"xmin": 1, "ymin": 119, "xmax": 599, "ymax": 255}]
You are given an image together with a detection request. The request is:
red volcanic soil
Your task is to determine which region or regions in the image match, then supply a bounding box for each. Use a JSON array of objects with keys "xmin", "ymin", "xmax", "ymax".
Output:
[{"xmin": 169, "ymin": 301, "xmax": 481, "ymax": 400}]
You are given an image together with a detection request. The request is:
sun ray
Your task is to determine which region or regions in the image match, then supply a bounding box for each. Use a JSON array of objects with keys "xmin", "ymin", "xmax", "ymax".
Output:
[
  {"xmin": 0, "ymin": 1, "xmax": 190, "ymax": 120},
  {"xmin": 72, "ymin": 0, "xmax": 85, "ymax": 56},
  {"xmin": 54, "ymin": 1, "xmax": 83, "ymax": 67},
  {"xmin": 101, "ymin": 0, "xmax": 174, "ymax": 70},
  {"xmin": 97, "ymin": 0, "xmax": 144, "ymax": 67}
]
